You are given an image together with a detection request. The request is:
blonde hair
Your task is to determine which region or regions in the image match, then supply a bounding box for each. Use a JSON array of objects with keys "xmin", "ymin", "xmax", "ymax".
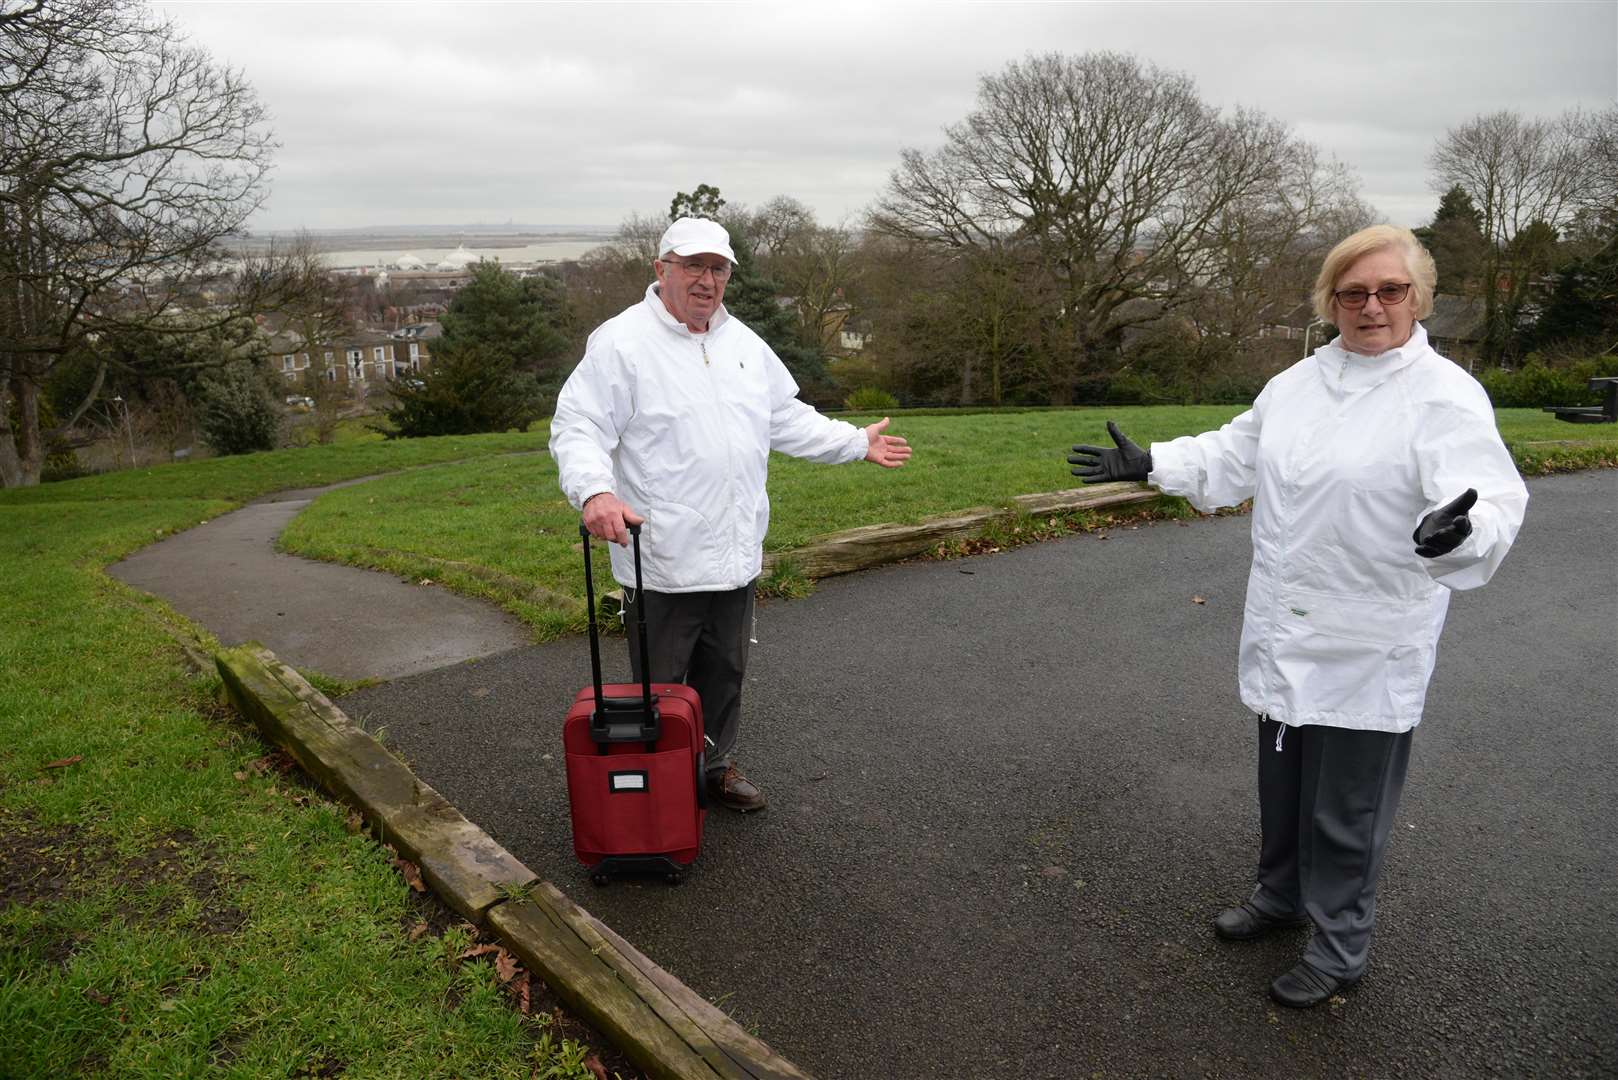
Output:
[{"xmin": 1312, "ymin": 225, "xmax": 1437, "ymax": 324}]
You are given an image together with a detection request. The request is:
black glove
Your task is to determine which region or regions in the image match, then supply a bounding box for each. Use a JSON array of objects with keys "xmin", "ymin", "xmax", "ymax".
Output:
[
  {"xmin": 1068, "ymin": 421, "xmax": 1153, "ymax": 483},
  {"xmin": 1413, "ymin": 488, "xmax": 1477, "ymax": 558}
]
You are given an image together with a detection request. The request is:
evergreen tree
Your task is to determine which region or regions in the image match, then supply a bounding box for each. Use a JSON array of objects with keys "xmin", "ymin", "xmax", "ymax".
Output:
[
  {"xmin": 439, "ymin": 261, "xmax": 571, "ymax": 389},
  {"xmin": 670, "ymin": 184, "xmax": 726, "ymax": 221},
  {"xmin": 1528, "ymin": 240, "xmax": 1618, "ymax": 352},
  {"xmin": 196, "ymin": 359, "xmax": 280, "ymax": 456},
  {"xmin": 1415, "ymin": 185, "xmax": 1488, "ymax": 294},
  {"xmin": 381, "ymin": 339, "xmax": 545, "ymax": 438}
]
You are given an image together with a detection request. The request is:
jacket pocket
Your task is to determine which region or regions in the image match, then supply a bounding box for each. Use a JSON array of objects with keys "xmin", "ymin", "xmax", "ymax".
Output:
[
  {"xmin": 1275, "ymin": 587, "xmax": 1430, "ymax": 647},
  {"xmin": 1270, "ymin": 588, "xmax": 1435, "ymax": 719},
  {"xmin": 643, "ymin": 499, "xmax": 722, "ymax": 588}
]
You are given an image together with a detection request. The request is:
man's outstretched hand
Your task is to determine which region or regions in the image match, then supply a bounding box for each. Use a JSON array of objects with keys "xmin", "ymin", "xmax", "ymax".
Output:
[
  {"xmin": 865, "ymin": 417, "xmax": 911, "ymax": 468},
  {"xmin": 582, "ymin": 491, "xmax": 646, "ymax": 547},
  {"xmin": 1068, "ymin": 421, "xmax": 1152, "ymax": 483},
  {"xmin": 1413, "ymin": 488, "xmax": 1477, "ymax": 558}
]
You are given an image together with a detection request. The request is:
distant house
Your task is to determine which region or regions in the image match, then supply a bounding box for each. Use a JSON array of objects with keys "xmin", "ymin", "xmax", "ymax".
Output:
[
  {"xmin": 838, "ymin": 316, "xmax": 872, "ymax": 353},
  {"xmin": 1424, "ymin": 294, "xmax": 1486, "ymax": 362},
  {"xmin": 268, "ymin": 326, "xmax": 435, "ymax": 389},
  {"xmin": 1254, "ymin": 300, "xmax": 1318, "ymax": 343}
]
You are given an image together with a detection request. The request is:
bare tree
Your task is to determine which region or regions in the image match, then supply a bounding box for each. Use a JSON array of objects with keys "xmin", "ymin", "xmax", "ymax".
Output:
[
  {"xmin": 747, "ymin": 195, "xmax": 817, "ymax": 259},
  {"xmin": 871, "ymin": 52, "xmax": 1314, "ymax": 403},
  {"xmin": 768, "ymin": 220, "xmax": 867, "ymax": 354},
  {"xmin": 1431, "ymin": 109, "xmax": 1599, "ymax": 362},
  {"xmin": 1176, "ymin": 144, "xmax": 1372, "ymax": 391},
  {"xmin": 0, "ymin": 0, "xmax": 277, "ymax": 486},
  {"xmin": 276, "ymin": 234, "xmax": 355, "ymax": 445}
]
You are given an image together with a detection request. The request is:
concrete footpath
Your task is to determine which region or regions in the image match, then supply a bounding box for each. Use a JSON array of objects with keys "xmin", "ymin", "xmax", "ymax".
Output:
[{"xmin": 117, "ymin": 471, "xmax": 1618, "ymax": 1078}]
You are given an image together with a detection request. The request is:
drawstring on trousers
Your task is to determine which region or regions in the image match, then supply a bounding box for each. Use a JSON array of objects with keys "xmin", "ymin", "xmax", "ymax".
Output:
[{"xmin": 1274, "ymin": 722, "xmax": 1286, "ymax": 752}]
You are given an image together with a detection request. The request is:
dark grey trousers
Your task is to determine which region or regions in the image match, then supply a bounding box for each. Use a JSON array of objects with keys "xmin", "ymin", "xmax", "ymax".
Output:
[
  {"xmin": 1250, "ymin": 715, "xmax": 1413, "ymax": 980},
  {"xmin": 624, "ymin": 584, "xmax": 754, "ymax": 779}
]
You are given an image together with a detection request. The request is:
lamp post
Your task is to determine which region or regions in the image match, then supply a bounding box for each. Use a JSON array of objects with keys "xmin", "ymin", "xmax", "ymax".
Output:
[
  {"xmin": 111, "ymin": 395, "xmax": 134, "ymax": 467},
  {"xmin": 1302, "ymin": 320, "xmax": 1329, "ymax": 359}
]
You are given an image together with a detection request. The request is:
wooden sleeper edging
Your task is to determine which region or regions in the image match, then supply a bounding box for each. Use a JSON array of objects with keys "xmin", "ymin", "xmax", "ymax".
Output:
[
  {"xmin": 216, "ymin": 643, "xmax": 813, "ymax": 1080},
  {"xmin": 763, "ymin": 482, "xmax": 1163, "ymax": 579}
]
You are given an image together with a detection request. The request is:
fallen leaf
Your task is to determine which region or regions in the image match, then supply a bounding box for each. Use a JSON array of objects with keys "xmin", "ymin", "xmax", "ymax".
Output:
[
  {"xmin": 495, "ymin": 949, "xmax": 521, "ymax": 984},
  {"xmin": 233, "ymin": 770, "xmax": 247, "ymax": 781},
  {"xmin": 583, "ymin": 1055, "xmax": 608, "ymax": 1080},
  {"xmin": 408, "ymin": 921, "xmax": 429, "ymax": 942},
  {"xmin": 43, "ymin": 755, "xmax": 83, "ymax": 770},
  {"xmin": 393, "ymin": 857, "xmax": 426, "ymax": 893},
  {"xmin": 458, "ymin": 943, "xmax": 501, "ymax": 962},
  {"xmin": 83, "ymin": 987, "xmax": 110, "ymax": 1005},
  {"xmin": 1191, "ymin": 596, "xmax": 1206, "ymax": 605},
  {"xmin": 343, "ymin": 811, "xmax": 364, "ymax": 834},
  {"xmin": 509, "ymin": 971, "xmax": 531, "ymax": 1014},
  {"xmin": 418, "ymin": 578, "xmax": 433, "ymax": 586}
]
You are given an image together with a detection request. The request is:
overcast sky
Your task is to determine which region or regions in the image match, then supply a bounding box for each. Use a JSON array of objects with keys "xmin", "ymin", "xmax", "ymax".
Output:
[{"xmin": 155, "ymin": 1, "xmax": 1616, "ymax": 235}]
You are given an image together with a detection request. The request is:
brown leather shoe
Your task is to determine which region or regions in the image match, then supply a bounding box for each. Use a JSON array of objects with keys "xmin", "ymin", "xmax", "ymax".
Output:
[{"xmin": 707, "ymin": 765, "xmax": 766, "ymax": 812}]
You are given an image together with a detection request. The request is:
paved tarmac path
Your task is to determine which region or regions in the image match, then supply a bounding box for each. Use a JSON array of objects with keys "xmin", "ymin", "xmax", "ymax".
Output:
[
  {"xmin": 337, "ymin": 470, "xmax": 1616, "ymax": 1080},
  {"xmin": 109, "ymin": 482, "xmax": 530, "ymax": 681}
]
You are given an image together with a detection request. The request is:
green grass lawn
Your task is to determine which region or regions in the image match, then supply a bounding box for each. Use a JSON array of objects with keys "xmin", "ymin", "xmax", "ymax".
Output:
[
  {"xmin": 0, "ymin": 429, "xmax": 619, "ymax": 1079},
  {"xmin": 277, "ymin": 406, "xmax": 1617, "ymax": 639},
  {"xmin": 2, "ymin": 405, "xmax": 1611, "ymax": 1077}
]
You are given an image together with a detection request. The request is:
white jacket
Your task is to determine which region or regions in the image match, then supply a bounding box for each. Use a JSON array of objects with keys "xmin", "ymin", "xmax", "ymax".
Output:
[
  {"xmin": 550, "ymin": 284, "xmax": 867, "ymax": 592},
  {"xmin": 1149, "ymin": 324, "xmax": 1528, "ymax": 733}
]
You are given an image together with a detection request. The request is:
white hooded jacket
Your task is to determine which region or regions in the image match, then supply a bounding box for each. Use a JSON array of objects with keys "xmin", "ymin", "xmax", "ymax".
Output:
[
  {"xmin": 550, "ymin": 284, "xmax": 867, "ymax": 592},
  {"xmin": 1148, "ymin": 323, "xmax": 1528, "ymax": 733}
]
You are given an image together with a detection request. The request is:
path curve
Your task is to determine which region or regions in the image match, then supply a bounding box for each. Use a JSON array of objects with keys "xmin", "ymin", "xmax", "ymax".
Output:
[{"xmin": 109, "ymin": 481, "xmax": 531, "ymax": 681}]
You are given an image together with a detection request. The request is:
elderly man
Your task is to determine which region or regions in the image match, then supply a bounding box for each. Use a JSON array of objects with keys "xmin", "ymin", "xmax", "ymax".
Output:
[{"xmin": 550, "ymin": 216, "xmax": 910, "ymax": 811}]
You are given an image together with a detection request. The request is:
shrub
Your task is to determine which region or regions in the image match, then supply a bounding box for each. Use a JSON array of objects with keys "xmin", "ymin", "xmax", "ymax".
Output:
[
  {"xmin": 1475, "ymin": 356, "xmax": 1618, "ymax": 408},
  {"xmin": 843, "ymin": 386, "xmax": 899, "ymax": 412},
  {"xmin": 196, "ymin": 359, "xmax": 281, "ymax": 456},
  {"xmin": 381, "ymin": 340, "xmax": 546, "ymax": 438}
]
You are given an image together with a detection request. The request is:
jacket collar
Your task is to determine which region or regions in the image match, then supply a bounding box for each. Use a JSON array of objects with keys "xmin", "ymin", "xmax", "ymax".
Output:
[
  {"xmin": 644, "ymin": 282, "xmax": 730, "ymax": 337},
  {"xmin": 1311, "ymin": 322, "xmax": 1430, "ymax": 395}
]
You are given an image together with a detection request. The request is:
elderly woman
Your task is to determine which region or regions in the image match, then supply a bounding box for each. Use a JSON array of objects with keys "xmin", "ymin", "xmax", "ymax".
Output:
[{"xmin": 1068, "ymin": 225, "xmax": 1528, "ymax": 1008}]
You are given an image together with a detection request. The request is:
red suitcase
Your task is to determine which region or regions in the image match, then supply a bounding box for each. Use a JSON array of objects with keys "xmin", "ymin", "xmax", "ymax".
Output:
[{"xmin": 564, "ymin": 522, "xmax": 706, "ymax": 885}]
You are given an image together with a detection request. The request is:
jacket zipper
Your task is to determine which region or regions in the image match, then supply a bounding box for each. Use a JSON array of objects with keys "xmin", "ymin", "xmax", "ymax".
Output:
[{"xmin": 699, "ymin": 337, "xmax": 742, "ymax": 579}]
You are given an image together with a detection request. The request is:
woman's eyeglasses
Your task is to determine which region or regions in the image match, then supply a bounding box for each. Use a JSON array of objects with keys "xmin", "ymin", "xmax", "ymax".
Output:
[{"xmin": 1333, "ymin": 282, "xmax": 1411, "ymax": 309}]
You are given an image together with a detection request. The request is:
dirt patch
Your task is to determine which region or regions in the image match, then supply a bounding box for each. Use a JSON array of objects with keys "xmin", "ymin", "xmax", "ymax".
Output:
[
  {"xmin": 0, "ymin": 816, "xmax": 113, "ymax": 907},
  {"xmin": 0, "ymin": 813, "xmax": 245, "ymax": 938}
]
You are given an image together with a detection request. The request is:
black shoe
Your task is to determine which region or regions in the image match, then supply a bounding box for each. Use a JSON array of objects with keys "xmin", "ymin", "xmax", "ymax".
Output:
[
  {"xmin": 1269, "ymin": 961, "xmax": 1360, "ymax": 1008},
  {"xmin": 1213, "ymin": 901, "xmax": 1310, "ymax": 941},
  {"xmin": 706, "ymin": 765, "xmax": 766, "ymax": 812}
]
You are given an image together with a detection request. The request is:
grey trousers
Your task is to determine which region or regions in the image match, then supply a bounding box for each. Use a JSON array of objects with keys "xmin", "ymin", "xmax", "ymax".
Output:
[
  {"xmin": 1250, "ymin": 715, "xmax": 1413, "ymax": 980},
  {"xmin": 623, "ymin": 583, "xmax": 754, "ymax": 779}
]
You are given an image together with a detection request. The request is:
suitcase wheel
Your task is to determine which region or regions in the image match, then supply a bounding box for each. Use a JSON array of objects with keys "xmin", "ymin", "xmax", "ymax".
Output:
[
  {"xmin": 665, "ymin": 871, "xmax": 683, "ymax": 886},
  {"xmin": 590, "ymin": 871, "xmax": 610, "ymax": 887}
]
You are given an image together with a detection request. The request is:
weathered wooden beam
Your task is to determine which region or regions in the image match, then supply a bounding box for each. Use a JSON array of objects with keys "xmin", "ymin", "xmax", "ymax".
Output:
[
  {"xmin": 765, "ymin": 482, "xmax": 1162, "ymax": 580},
  {"xmin": 216, "ymin": 643, "xmax": 816, "ymax": 1080},
  {"xmin": 218, "ymin": 643, "xmax": 538, "ymax": 922}
]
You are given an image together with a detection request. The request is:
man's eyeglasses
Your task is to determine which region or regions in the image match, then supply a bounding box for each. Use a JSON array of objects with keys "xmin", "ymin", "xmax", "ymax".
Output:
[
  {"xmin": 1333, "ymin": 282, "xmax": 1411, "ymax": 309},
  {"xmin": 660, "ymin": 258, "xmax": 733, "ymax": 282}
]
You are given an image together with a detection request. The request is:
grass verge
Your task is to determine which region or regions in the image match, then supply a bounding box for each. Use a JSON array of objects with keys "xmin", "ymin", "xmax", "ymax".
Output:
[
  {"xmin": 0, "ymin": 430, "xmax": 639, "ymax": 1079},
  {"xmin": 275, "ymin": 406, "xmax": 1614, "ymax": 637}
]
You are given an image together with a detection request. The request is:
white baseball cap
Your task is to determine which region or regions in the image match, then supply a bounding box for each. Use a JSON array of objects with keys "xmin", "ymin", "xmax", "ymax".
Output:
[{"xmin": 659, "ymin": 216, "xmax": 736, "ymax": 265}]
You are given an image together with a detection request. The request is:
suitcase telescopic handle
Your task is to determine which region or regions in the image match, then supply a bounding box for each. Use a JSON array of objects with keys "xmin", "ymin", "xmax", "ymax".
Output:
[{"xmin": 579, "ymin": 519, "xmax": 659, "ymax": 746}]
